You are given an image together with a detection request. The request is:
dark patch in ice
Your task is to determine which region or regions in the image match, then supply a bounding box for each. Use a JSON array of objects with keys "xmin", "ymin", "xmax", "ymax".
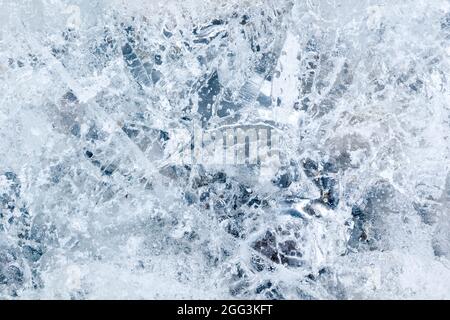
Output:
[
  {"xmin": 0, "ymin": 172, "xmax": 43, "ymax": 296},
  {"xmin": 197, "ymin": 71, "xmax": 222, "ymax": 126},
  {"xmin": 122, "ymin": 42, "xmax": 152, "ymax": 87},
  {"xmin": 252, "ymin": 229, "xmax": 303, "ymax": 268},
  {"xmin": 348, "ymin": 181, "xmax": 399, "ymax": 251},
  {"xmin": 302, "ymin": 159, "xmax": 339, "ymax": 209}
]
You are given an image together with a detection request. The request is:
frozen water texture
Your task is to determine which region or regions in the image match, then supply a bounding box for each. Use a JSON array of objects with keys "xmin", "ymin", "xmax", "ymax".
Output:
[{"xmin": 0, "ymin": 0, "xmax": 449, "ymax": 299}]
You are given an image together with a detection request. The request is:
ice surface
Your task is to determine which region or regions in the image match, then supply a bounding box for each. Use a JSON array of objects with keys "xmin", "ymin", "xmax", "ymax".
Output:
[{"xmin": 0, "ymin": 0, "xmax": 449, "ymax": 299}]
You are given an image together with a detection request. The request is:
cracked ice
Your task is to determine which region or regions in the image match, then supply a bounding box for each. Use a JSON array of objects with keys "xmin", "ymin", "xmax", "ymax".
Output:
[{"xmin": 0, "ymin": 0, "xmax": 449, "ymax": 299}]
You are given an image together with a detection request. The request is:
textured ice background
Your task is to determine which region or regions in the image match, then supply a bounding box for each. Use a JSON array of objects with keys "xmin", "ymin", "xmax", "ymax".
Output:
[{"xmin": 0, "ymin": 0, "xmax": 449, "ymax": 299}]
